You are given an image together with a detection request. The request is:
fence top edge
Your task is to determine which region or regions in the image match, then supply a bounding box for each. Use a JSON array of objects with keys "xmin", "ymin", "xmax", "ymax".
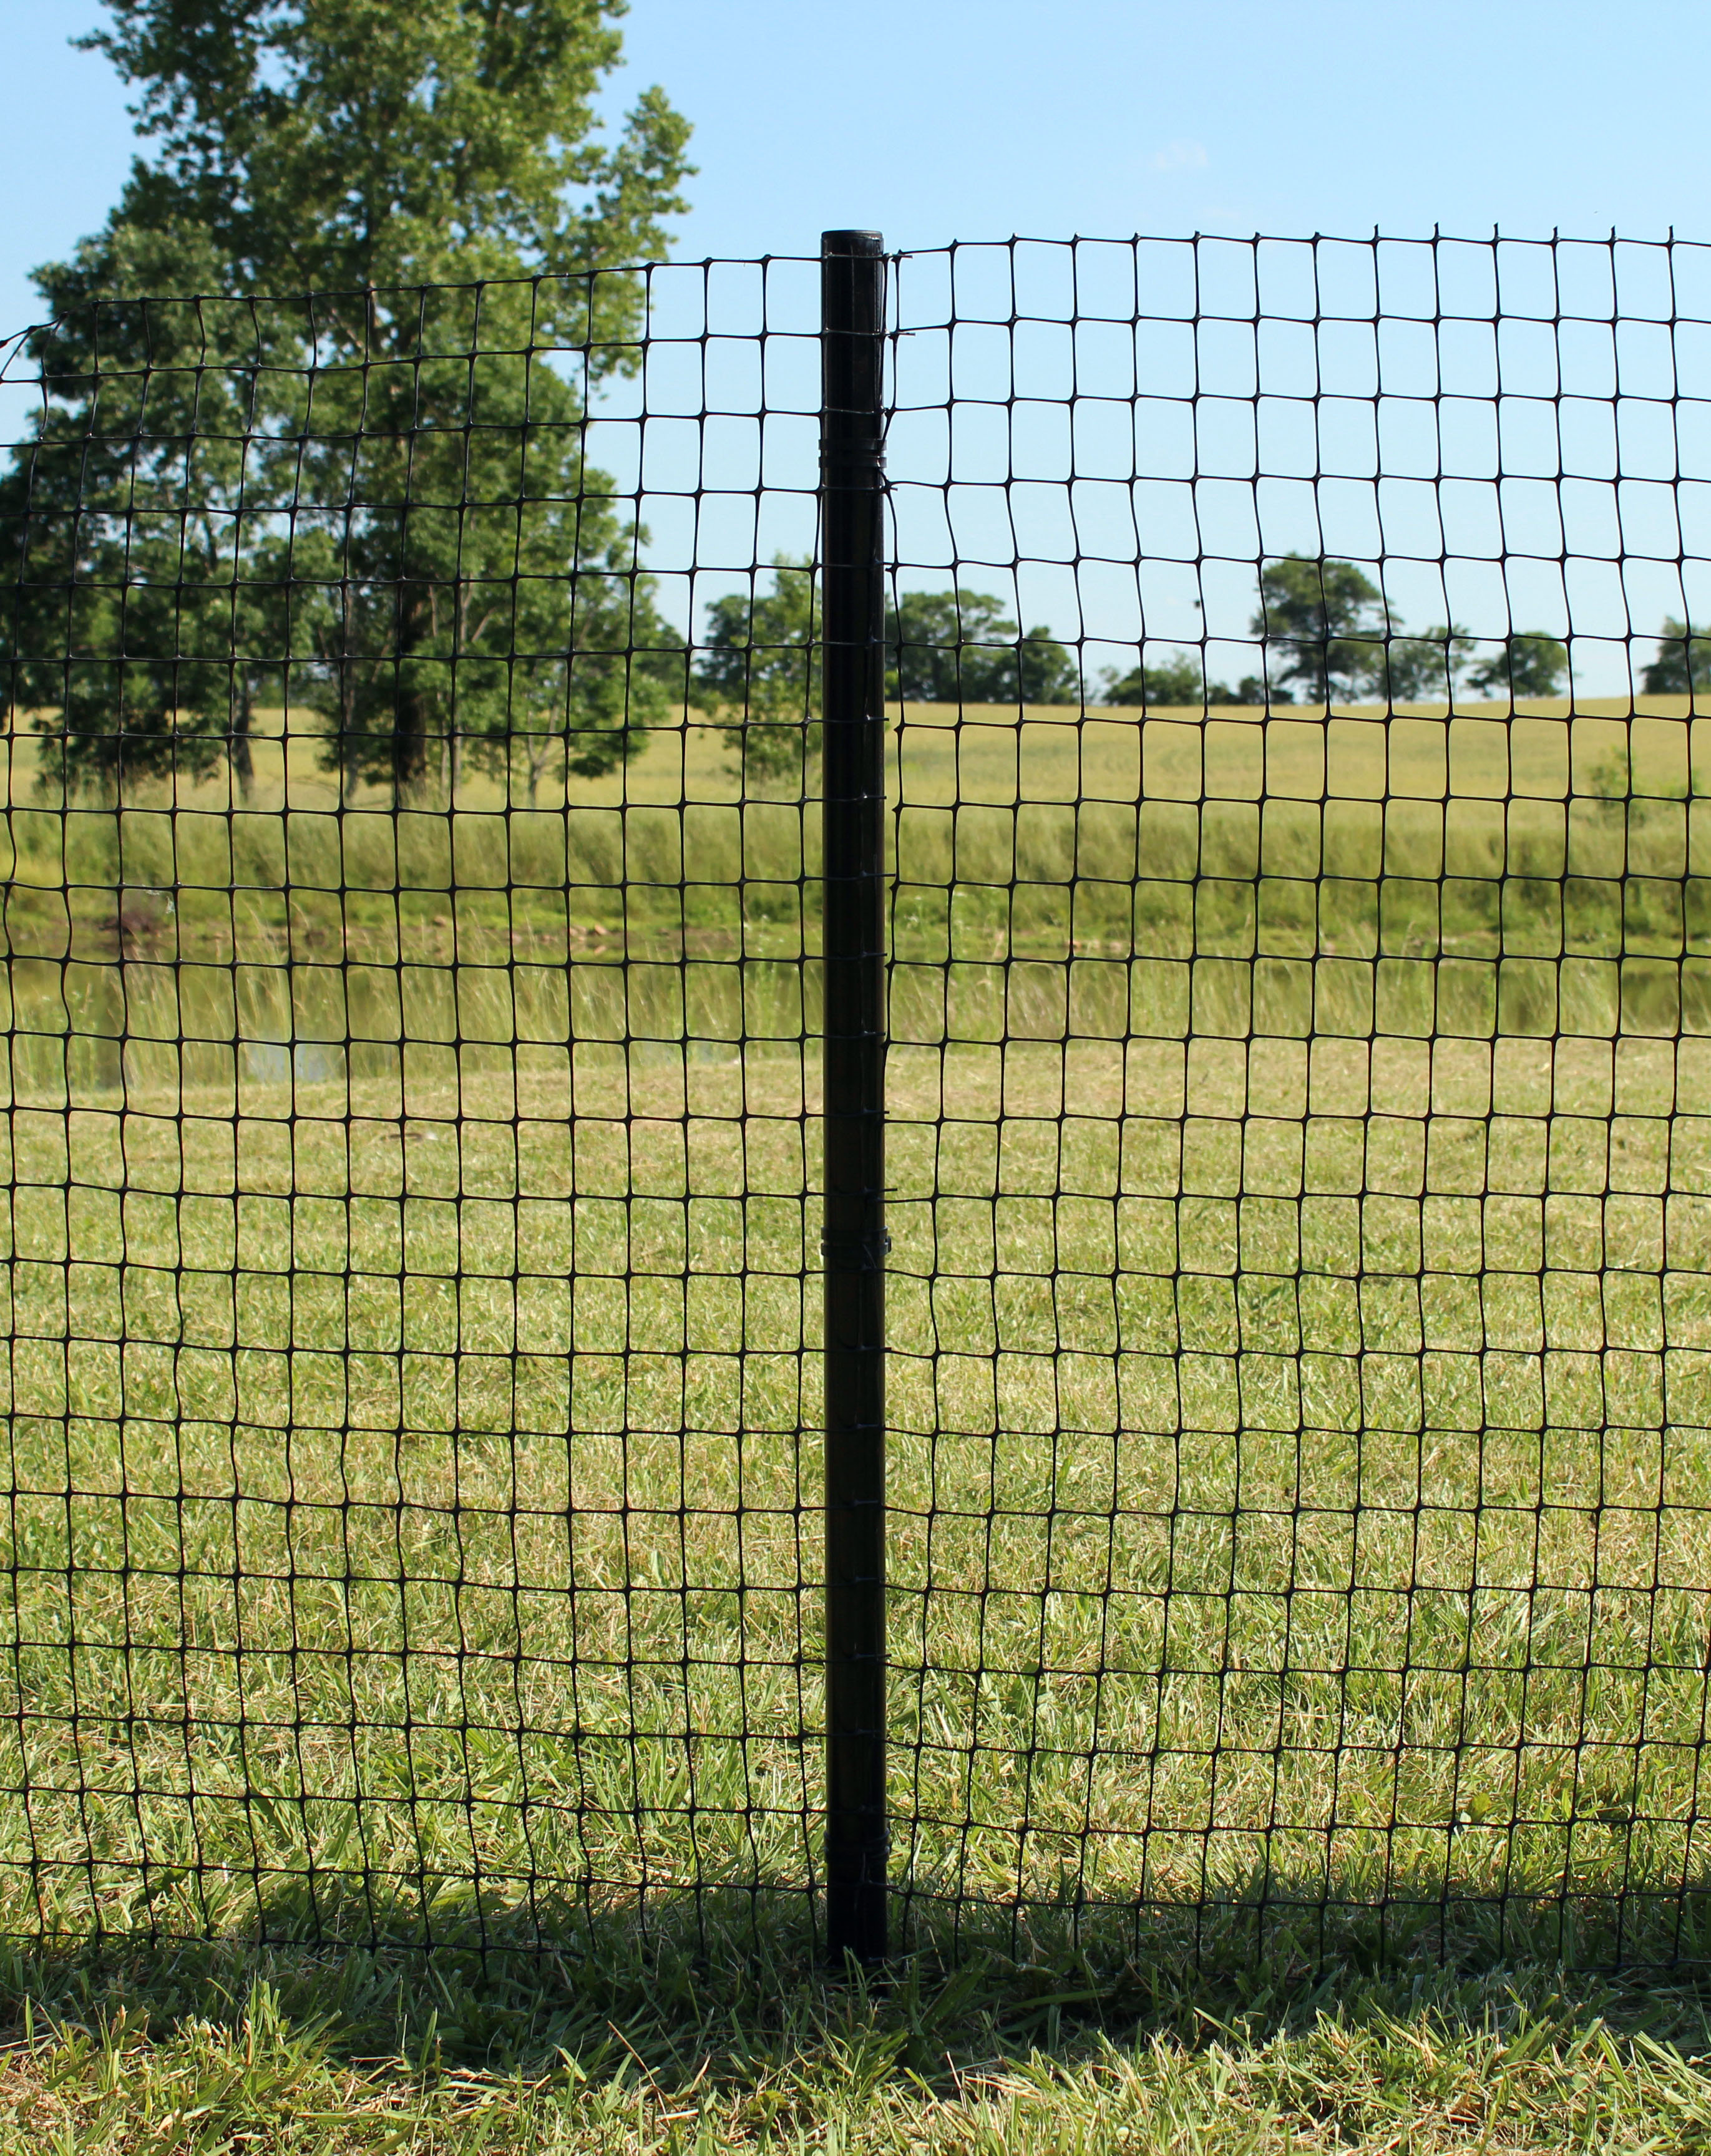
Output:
[{"xmin": 5, "ymin": 226, "xmax": 1709, "ymax": 324}]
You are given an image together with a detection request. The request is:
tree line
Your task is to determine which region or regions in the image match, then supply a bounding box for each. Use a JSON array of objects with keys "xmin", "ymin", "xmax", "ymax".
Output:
[
  {"xmin": 700, "ymin": 551, "xmax": 1710, "ymax": 784},
  {"xmin": 1104, "ymin": 555, "xmax": 1572, "ymax": 709},
  {"xmin": 1107, "ymin": 558, "xmax": 1711, "ymax": 707}
]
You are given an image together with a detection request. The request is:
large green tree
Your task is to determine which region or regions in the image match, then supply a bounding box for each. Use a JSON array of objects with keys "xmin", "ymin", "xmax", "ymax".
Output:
[
  {"xmin": 1251, "ymin": 555, "xmax": 1386, "ymax": 704},
  {"xmin": 2, "ymin": 0, "xmax": 691, "ymax": 804}
]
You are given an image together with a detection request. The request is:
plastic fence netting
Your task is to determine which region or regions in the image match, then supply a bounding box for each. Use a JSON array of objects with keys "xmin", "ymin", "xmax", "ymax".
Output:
[
  {"xmin": 1, "ymin": 234, "xmax": 1710, "ymax": 1969},
  {"xmin": 0, "ymin": 263, "xmax": 829, "ymax": 1953}
]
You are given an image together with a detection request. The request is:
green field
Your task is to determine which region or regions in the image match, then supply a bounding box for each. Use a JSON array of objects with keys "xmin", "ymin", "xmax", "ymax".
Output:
[{"xmin": 0, "ymin": 694, "xmax": 1709, "ymax": 2143}]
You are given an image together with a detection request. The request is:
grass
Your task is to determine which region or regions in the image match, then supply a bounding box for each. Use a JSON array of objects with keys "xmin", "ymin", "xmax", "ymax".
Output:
[
  {"xmin": 7, "ymin": 1936, "xmax": 1711, "ymax": 2148},
  {"xmin": 2, "ymin": 691, "xmax": 1711, "ymax": 2145}
]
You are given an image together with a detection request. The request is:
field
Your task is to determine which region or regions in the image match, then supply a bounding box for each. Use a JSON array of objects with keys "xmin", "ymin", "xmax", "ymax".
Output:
[{"xmin": 2, "ymin": 692, "xmax": 1710, "ymax": 2147}]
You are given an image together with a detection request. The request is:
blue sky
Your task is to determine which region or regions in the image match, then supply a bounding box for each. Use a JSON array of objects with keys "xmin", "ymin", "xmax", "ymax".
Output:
[
  {"xmin": 0, "ymin": 0, "xmax": 1705, "ymax": 334},
  {"xmin": 2, "ymin": 0, "xmax": 1705, "ymax": 683},
  {"xmin": 600, "ymin": 0, "xmax": 1706, "ymax": 264}
]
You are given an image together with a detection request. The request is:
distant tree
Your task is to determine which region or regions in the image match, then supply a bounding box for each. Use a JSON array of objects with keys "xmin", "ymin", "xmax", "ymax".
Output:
[
  {"xmin": 1467, "ymin": 632, "xmax": 1569, "ymax": 699},
  {"xmin": 1013, "ymin": 632, "xmax": 1081, "ymax": 706},
  {"xmin": 884, "ymin": 589, "xmax": 1080, "ymax": 707},
  {"xmin": 1101, "ymin": 651, "xmax": 1231, "ymax": 707},
  {"xmin": 1252, "ymin": 555, "xmax": 1386, "ymax": 704},
  {"xmin": 696, "ymin": 556, "xmax": 820, "ymax": 781},
  {"xmin": 1379, "ymin": 624, "xmax": 1475, "ymax": 702},
  {"xmin": 1640, "ymin": 618, "xmax": 1711, "ymax": 696},
  {"xmin": 1229, "ymin": 674, "xmax": 1292, "ymax": 706},
  {"xmin": 1099, "ymin": 655, "xmax": 1314, "ymax": 706},
  {"xmin": 698, "ymin": 571, "xmax": 1085, "ymax": 784},
  {"xmin": 889, "ymin": 590, "xmax": 1011, "ymax": 702},
  {"xmin": 465, "ymin": 608, "xmax": 687, "ymax": 808}
]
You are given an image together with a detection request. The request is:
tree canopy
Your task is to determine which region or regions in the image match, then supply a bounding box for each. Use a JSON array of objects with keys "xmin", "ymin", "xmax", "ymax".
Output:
[
  {"xmin": 1640, "ymin": 619, "xmax": 1711, "ymax": 697},
  {"xmin": 2, "ymin": 0, "xmax": 692, "ymax": 804},
  {"xmin": 696, "ymin": 558, "xmax": 820, "ymax": 783},
  {"xmin": 74, "ymin": 0, "xmax": 688, "ymax": 298},
  {"xmin": 885, "ymin": 590, "xmax": 1080, "ymax": 709},
  {"xmin": 1378, "ymin": 626, "xmax": 1475, "ymax": 703},
  {"xmin": 1098, "ymin": 651, "xmax": 1292, "ymax": 707},
  {"xmin": 1465, "ymin": 631, "xmax": 1569, "ymax": 699},
  {"xmin": 1252, "ymin": 555, "xmax": 1387, "ymax": 703},
  {"xmin": 1101, "ymin": 651, "xmax": 1223, "ymax": 707}
]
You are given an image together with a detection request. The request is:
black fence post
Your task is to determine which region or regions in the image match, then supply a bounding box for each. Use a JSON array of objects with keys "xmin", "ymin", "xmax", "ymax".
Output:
[{"xmin": 820, "ymin": 228, "xmax": 889, "ymax": 1967}]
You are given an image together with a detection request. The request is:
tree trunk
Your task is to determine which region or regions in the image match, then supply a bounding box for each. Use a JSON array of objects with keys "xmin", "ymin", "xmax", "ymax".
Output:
[
  {"xmin": 328, "ymin": 586, "xmax": 364, "ymax": 803},
  {"xmin": 525, "ymin": 735, "xmax": 553, "ymax": 808},
  {"xmin": 228, "ymin": 681, "xmax": 255, "ymax": 800},
  {"xmin": 391, "ymin": 581, "xmax": 434, "ymax": 804}
]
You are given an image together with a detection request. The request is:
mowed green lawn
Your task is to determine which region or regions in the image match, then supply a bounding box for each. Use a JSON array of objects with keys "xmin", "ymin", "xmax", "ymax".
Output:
[{"xmin": 0, "ymin": 696, "xmax": 1710, "ymax": 2146}]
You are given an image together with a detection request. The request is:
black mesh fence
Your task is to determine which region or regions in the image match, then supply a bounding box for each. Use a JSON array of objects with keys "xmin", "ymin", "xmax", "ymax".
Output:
[{"xmin": 2, "ymin": 233, "xmax": 1710, "ymax": 1971}]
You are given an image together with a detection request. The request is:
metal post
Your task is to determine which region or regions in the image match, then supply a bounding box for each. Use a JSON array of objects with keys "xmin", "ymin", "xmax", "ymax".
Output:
[{"xmin": 820, "ymin": 228, "xmax": 889, "ymax": 1967}]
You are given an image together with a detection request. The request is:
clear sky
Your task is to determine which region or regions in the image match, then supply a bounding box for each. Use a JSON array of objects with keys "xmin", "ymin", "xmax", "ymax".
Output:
[
  {"xmin": 0, "ymin": 0, "xmax": 1705, "ymax": 336},
  {"xmin": 600, "ymin": 0, "xmax": 1706, "ymax": 265},
  {"xmin": 2, "ymin": 0, "xmax": 1704, "ymax": 683}
]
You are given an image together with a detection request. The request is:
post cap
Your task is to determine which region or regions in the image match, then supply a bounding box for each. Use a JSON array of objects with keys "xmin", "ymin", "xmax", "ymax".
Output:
[{"xmin": 822, "ymin": 231, "xmax": 884, "ymax": 256}]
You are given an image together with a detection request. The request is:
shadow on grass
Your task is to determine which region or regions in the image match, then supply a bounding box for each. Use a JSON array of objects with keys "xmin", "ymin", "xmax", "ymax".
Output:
[{"xmin": 4, "ymin": 1868, "xmax": 1711, "ymax": 2094}]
